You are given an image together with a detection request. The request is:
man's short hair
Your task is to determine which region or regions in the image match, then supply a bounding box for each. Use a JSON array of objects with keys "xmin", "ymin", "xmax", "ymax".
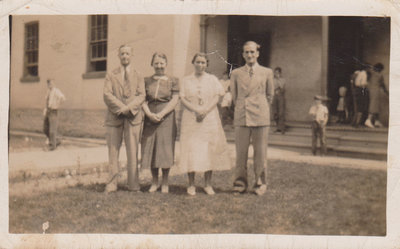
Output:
[
  {"xmin": 119, "ymin": 44, "xmax": 132, "ymax": 52},
  {"xmin": 243, "ymin": 41, "xmax": 261, "ymax": 51},
  {"xmin": 274, "ymin": 67, "xmax": 282, "ymax": 73}
]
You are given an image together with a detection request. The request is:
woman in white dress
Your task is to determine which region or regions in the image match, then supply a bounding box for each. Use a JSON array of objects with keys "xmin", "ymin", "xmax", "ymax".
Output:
[{"xmin": 179, "ymin": 53, "xmax": 232, "ymax": 196}]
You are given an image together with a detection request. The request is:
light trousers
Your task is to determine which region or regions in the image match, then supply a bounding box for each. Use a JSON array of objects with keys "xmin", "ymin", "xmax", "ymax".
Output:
[
  {"xmin": 106, "ymin": 119, "xmax": 141, "ymax": 191},
  {"xmin": 234, "ymin": 126, "xmax": 269, "ymax": 189}
]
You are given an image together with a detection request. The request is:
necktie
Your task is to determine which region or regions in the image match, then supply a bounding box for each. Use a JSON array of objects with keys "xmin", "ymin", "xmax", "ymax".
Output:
[
  {"xmin": 123, "ymin": 67, "xmax": 131, "ymax": 98},
  {"xmin": 249, "ymin": 67, "xmax": 254, "ymax": 77}
]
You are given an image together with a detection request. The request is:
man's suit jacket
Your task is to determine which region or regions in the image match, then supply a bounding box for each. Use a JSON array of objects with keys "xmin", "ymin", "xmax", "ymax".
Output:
[
  {"xmin": 104, "ymin": 66, "xmax": 145, "ymax": 127},
  {"xmin": 230, "ymin": 64, "xmax": 274, "ymax": 127}
]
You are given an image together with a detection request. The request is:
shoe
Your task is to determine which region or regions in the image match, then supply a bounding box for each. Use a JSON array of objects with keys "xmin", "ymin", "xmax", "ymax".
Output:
[
  {"xmin": 204, "ymin": 186, "xmax": 215, "ymax": 195},
  {"xmin": 374, "ymin": 120, "xmax": 384, "ymax": 128},
  {"xmin": 365, "ymin": 119, "xmax": 375, "ymax": 128},
  {"xmin": 161, "ymin": 185, "xmax": 169, "ymax": 194},
  {"xmin": 105, "ymin": 183, "xmax": 117, "ymax": 193},
  {"xmin": 148, "ymin": 184, "xmax": 158, "ymax": 193},
  {"xmin": 187, "ymin": 186, "xmax": 196, "ymax": 196},
  {"xmin": 254, "ymin": 184, "xmax": 267, "ymax": 196}
]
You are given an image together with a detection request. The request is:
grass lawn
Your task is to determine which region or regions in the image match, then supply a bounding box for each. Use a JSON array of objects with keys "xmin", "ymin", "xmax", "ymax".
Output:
[{"xmin": 9, "ymin": 160, "xmax": 386, "ymax": 235}]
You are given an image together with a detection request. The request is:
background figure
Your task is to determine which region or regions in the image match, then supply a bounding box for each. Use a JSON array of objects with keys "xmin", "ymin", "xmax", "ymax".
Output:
[
  {"xmin": 103, "ymin": 45, "xmax": 146, "ymax": 193},
  {"xmin": 364, "ymin": 63, "xmax": 389, "ymax": 128},
  {"xmin": 336, "ymin": 86, "xmax": 348, "ymax": 123},
  {"xmin": 309, "ymin": 95, "xmax": 329, "ymax": 156},
  {"xmin": 43, "ymin": 78, "xmax": 66, "ymax": 151},
  {"xmin": 218, "ymin": 71, "xmax": 233, "ymax": 127},
  {"xmin": 179, "ymin": 53, "xmax": 231, "ymax": 196},
  {"xmin": 352, "ymin": 64, "xmax": 369, "ymax": 127},
  {"xmin": 272, "ymin": 67, "xmax": 286, "ymax": 134},
  {"xmin": 231, "ymin": 41, "xmax": 274, "ymax": 196},
  {"xmin": 141, "ymin": 53, "xmax": 180, "ymax": 194}
]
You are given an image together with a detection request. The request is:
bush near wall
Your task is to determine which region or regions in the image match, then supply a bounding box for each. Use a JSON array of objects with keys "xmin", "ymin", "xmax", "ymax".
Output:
[{"xmin": 9, "ymin": 109, "xmax": 107, "ymax": 139}]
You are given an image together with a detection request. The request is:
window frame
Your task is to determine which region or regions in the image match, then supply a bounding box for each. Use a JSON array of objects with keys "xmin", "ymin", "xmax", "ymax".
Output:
[
  {"xmin": 21, "ymin": 21, "xmax": 40, "ymax": 83},
  {"xmin": 83, "ymin": 15, "xmax": 108, "ymax": 79}
]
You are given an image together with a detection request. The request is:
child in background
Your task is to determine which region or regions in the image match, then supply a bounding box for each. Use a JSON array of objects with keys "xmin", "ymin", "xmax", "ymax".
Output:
[
  {"xmin": 309, "ymin": 95, "xmax": 329, "ymax": 156},
  {"xmin": 218, "ymin": 71, "xmax": 233, "ymax": 126},
  {"xmin": 336, "ymin": 86, "xmax": 348, "ymax": 124}
]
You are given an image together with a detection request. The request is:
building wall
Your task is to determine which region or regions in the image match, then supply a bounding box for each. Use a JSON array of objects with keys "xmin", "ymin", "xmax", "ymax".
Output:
[
  {"xmin": 249, "ymin": 16, "xmax": 324, "ymax": 122},
  {"xmin": 10, "ymin": 15, "xmax": 89, "ymax": 110},
  {"xmin": 10, "ymin": 15, "xmax": 201, "ymax": 110}
]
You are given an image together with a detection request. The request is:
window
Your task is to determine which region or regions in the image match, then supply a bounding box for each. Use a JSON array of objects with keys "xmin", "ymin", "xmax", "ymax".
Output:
[
  {"xmin": 88, "ymin": 15, "xmax": 107, "ymax": 72},
  {"xmin": 22, "ymin": 21, "xmax": 39, "ymax": 81}
]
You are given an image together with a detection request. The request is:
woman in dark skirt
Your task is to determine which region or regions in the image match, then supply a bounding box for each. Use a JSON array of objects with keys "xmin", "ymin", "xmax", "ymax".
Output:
[{"xmin": 141, "ymin": 52, "xmax": 180, "ymax": 193}]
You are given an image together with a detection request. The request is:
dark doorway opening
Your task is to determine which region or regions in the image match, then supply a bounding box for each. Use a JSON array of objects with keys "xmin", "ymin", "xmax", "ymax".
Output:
[
  {"xmin": 227, "ymin": 15, "xmax": 271, "ymax": 71},
  {"xmin": 328, "ymin": 17, "xmax": 363, "ymax": 116}
]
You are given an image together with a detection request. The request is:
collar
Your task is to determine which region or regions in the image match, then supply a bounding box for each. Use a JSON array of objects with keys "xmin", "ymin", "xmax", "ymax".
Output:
[
  {"xmin": 153, "ymin": 74, "xmax": 168, "ymax": 81},
  {"xmin": 245, "ymin": 63, "xmax": 259, "ymax": 72},
  {"xmin": 121, "ymin": 65, "xmax": 131, "ymax": 74}
]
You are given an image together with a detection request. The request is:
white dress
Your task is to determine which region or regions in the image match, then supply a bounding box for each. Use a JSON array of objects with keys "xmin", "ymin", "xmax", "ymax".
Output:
[{"xmin": 179, "ymin": 72, "xmax": 232, "ymax": 173}]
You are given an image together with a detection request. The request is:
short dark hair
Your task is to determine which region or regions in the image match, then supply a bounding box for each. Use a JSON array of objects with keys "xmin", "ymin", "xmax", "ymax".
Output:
[
  {"xmin": 243, "ymin": 41, "xmax": 261, "ymax": 51},
  {"xmin": 191, "ymin": 52, "xmax": 209, "ymax": 66},
  {"xmin": 151, "ymin": 52, "xmax": 168, "ymax": 66},
  {"xmin": 373, "ymin": 63, "xmax": 384, "ymax": 72},
  {"xmin": 274, "ymin": 67, "xmax": 282, "ymax": 73}
]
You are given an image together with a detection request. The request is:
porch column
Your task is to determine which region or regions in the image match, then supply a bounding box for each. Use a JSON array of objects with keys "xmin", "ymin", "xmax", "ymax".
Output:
[
  {"xmin": 172, "ymin": 15, "xmax": 193, "ymax": 79},
  {"xmin": 321, "ymin": 16, "xmax": 329, "ymax": 96},
  {"xmin": 200, "ymin": 15, "xmax": 209, "ymax": 53}
]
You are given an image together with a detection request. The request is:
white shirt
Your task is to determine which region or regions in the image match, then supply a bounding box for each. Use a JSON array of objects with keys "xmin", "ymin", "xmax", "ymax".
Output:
[
  {"xmin": 46, "ymin": 87, "xmax": 66, "ymax": 109},
  {"xmin": 245, "ymin": 63, "xmax": 260, "ymax": 76},
  {"xmin": 354, "ymin": 70, "xmax": 368, "ymax": 87},
  {"xmin": 309, "ymin": 104, "xmax": 329, "ymax": 124},
  {"xmin": 121, "ymin": 65, "xmax": 131, "ymax": 83}
]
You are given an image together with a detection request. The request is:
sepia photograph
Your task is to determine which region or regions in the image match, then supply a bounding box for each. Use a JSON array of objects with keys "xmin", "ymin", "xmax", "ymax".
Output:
[{"xmin": 2, "ymin": 0, "xmax": 400, "ymax": 248}]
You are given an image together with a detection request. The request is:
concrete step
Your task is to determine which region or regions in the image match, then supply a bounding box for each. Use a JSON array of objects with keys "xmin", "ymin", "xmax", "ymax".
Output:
[{"xmin": 223, "ymin": 124, "xmax": 388, "ymax": 161}]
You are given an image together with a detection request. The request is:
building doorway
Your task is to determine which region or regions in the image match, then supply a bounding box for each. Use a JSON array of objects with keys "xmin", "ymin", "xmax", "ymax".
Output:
[
  {"xmin": 227, "ymin": 15, "xmax": 271, "ymax": 71},
  {"xmin": 328, "ymin": 17, "xmax": 363, "ymax": 117}
]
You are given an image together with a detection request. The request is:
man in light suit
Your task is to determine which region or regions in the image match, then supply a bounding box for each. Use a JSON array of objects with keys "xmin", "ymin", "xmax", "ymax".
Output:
[
  {"xmin": 103, "ymin": 44, "xmax": 146, "ymax": 193},
  {"xmin": 230, "ymin": 41, "xmax": 274, "ymax": 196}
]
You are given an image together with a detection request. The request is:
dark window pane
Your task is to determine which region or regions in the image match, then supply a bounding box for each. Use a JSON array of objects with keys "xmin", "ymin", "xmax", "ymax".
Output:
[
  {"xmin": 27, "ymin": 66, "xmax": 38, "ymax": 76},
  {"xmin": 95, "ymin": 60, "xmax": 106, "ymax": 71},
  {"xmin": 91, "ymin": 15, "xmax": 96, "ymax": 27}
]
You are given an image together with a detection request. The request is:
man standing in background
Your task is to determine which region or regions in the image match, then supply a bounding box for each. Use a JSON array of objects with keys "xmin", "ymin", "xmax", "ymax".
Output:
[
  {"xmin": 230, "ymin": 41, "xmax": 274, "ymax": 196},
  {"xmin": 103, "ymin": 45, "xmax": 146, "ymax": 193},
  {"xmin": 43, "ymin": 78, "xmax": 66, "ymax": 151},
  {"xmin": 272, "ymin": 67, "xmax": 286, "ymax": 134}
]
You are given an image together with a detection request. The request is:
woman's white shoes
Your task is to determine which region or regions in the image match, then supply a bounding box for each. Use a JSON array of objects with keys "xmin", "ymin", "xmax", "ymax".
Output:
[
  {"xmin": 148, "ymin": 184, "xmax": 158, "ymax": 193},
  {"xmin": 204, "ymin": 186, "xmax": 215, "ymax": 195},
  {"xmin": 187, "ymin": 186, "xmax": 196, "ymax": 196}
]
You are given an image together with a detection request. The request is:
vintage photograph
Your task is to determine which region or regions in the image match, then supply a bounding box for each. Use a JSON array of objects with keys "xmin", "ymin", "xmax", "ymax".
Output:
[{"xmin": 8, "ymin": 14, "xmax": 388, "ymax": 236}]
